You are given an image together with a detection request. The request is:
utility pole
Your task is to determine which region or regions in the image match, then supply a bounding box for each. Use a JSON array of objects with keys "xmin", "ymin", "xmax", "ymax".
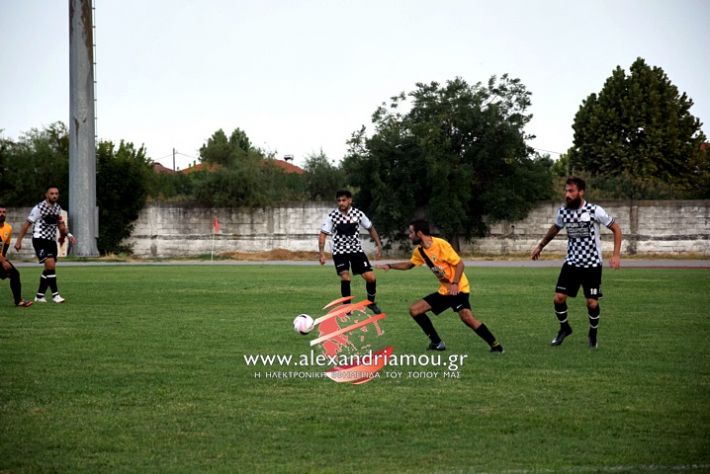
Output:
[
  {"xmin": 173, "ymin": 148, "xmax": 176, "ymax": 171},
  {"xmin": 69, "ymin": 0, "xmax": 99, "ymax": 256}
]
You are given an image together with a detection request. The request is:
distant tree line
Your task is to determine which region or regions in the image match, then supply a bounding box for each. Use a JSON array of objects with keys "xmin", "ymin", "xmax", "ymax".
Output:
[{"xmin": 1, "ymin": 58, "xmax": 706, "ymax": 254}]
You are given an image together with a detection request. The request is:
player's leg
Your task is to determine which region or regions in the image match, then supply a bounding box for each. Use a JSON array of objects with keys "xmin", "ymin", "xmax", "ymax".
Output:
[
  {"xmin": 551, "ymin": 263, "xmax": 578, "ymax": 346},
  {"xmin": 43, "ymin": 242, "xmax": 64, "ymax": 303},
  {"xmin": 455, "ymin": 295, "xmax": 504, "ymax": 353},
  {"xmin": 332, "ymin": 254, "xmax": 351, "ymax": 300},
  {"xmin": 32, "ymin": 238, "xmax": 50, "ymax": 302},
  {"xmin": 410, "ymin": 295, "xmax": 445, "ymax": 351},
  {"xmin": 353, "ymin": 252, "xmax": 381, "ymax": 313},
  {"xmin": 6, "ymin": 263, "xmax": 32, "ymax": 307},
  {"xmin": 583, "ymin": 267, "xmax": 603, "ymax": 349}
]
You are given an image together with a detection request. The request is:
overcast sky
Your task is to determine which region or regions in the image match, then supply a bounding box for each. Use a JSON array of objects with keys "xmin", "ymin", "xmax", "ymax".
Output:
[{"xmin": 1, "ymin": 0, "xmax": 709, "ymax": 171}]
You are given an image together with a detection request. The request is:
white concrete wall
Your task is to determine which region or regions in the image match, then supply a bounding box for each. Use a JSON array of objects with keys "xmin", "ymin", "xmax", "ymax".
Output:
[{"xmin": 6, "ymin": 200, "xmax": 709, "ymax": 258}]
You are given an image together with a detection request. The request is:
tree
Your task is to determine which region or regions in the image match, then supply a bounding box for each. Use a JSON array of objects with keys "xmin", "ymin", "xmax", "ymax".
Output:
[
  {"xmin": 303, "ymin": 150, "xmax": 346, "ymax": 201},
  {"xmin": 343, "ymin": 76, "xmax": 553, "ymax": 249},
  {"xmin": 96, "ymin": 140, "xmax": 152, "ymax": 254},
  {"xmin": 568, "ymin": 57, "xmax": 708, "ymax": 198},
  {"xmin": 0, "ymin": 122, "xmax": 69, "ymax": 207}
]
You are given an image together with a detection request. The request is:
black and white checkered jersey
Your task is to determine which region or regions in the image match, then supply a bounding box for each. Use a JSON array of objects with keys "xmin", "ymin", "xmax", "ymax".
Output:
[
  {"xmin": 554, "ymin": 201, "xmax": 615, "ymax": 268},
  {"xmin": 320, "ymin": 207, "xmax": 373, "ymax": 255},
  {"xmin": 27, "ymin": 201, "xmax": 63, "ymax": 240}
]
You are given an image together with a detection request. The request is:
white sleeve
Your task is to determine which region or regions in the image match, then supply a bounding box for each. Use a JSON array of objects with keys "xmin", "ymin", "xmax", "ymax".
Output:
[
  {"xmin": 554, "ymin": 209, "xmax": 565, "ymax": 229},
  {"xmin": 595, "ymin": 205, "xmax": 615, "ymax": 228},
  {"xmin": 320, "ymin": 215, "xmax": 333, "ymax": 235},
  {"xmin": 27, "ymin": 205, "xmax": 41, "ymax": 223},
  {"xmin": 359, "ymin": 213, "xmax": 373, "ymax": 230}
]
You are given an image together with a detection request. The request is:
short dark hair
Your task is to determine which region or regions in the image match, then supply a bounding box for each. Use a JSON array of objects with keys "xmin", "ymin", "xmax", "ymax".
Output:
[
  {"xmin": 409, "ymin": 219, "xmax": 431, "ymax": 236},
  {"xmin": 565, "ymin": 176, "xmax": 586, "ymax": 191},
  {"xmin": 46, "ymin": 185, "xmax": 60, "ymax": 192},
  {"xmin": 336, "ymin": 189, "xmax": 352, "ymax": 199}
]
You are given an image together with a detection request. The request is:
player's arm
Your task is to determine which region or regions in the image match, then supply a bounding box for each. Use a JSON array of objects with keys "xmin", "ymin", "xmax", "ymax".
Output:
[
  {"xmin": 14, "ymin": 221, "xmax": 31, "ymax": 252},
  {"xmin": 531, "ymin": 224, "xmax": 561, "ymax": 260},
  {"xmin": 608, "ymin": 222, "xmax": 622, "ymax": 269},
  {"xmin": 318, "ymin": 231, "xmax": 328, "ymax": 265},
  {"xmin": 377, "ymin": 261, "xmax": 414, "ymax": 271},
  {"xmin": 367, "ymin": 225, "xmax": 383, "ymax": 260},
  {"xmin": 449, "ymin": 259, "xmax": 465, "ymax": 295}
]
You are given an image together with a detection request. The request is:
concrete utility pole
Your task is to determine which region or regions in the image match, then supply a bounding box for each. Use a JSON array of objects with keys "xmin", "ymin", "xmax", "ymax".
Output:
[{"xmin": 69, "ymin": 0, "xmax": 99, "ymax": 256}]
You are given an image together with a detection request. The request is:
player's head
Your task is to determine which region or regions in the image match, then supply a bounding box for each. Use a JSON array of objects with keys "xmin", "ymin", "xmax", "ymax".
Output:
[
  {"xmin": 45, "ymin": 186, "xmax": 60, "ymax": 204},
  {"xmin": 564, "ymin": 177, "xmax": 585, "ymax": 209},
  {"xmin": 408, "ymin": 219, "xmax": 431, "ymax": 245},
  {"xmin": 0, "ymin": 206, "xmax": 5, "ymax": 224},
  {"xmin": 335, "ymin": 189, "xmax": 352, "ymax": 211}
]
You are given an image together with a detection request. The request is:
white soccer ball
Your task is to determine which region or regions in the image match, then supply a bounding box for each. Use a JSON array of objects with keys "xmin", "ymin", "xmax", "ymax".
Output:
[{"xmin": 293, "ymin": 314, "xmax": 315, "ymax": 335}]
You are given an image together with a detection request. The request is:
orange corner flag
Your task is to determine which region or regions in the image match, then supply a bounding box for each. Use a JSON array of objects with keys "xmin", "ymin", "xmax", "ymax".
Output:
[{"xmin": 213, "ymin": 216, "xmax": 220, "ymax": 234}]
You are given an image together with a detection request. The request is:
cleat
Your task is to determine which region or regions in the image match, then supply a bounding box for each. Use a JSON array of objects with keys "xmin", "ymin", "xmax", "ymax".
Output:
[
  {"xmin": 490, "ymin": 344, "xmax": 504, "ymax": 354},
  {"xmin": 367, "ymin": 303, "xmax": 382, "ymax": 314},
  {"xmin": 16, "ymin": 299, "xmax": 33, "ymax": 308},
  {"xmin": 52, "ymin": 294, "xmax": 66, "ymax": 304},
  {"xmin": 551, "ymin": 327, "xmax": 573, "ymax": 346},
  {"xmin": 427, "ymin": 341, "xmax": 446, "ymax": 351},
  {"xmin": 34, "ymin": 296, "xmax": 47, "ymax": 303}
]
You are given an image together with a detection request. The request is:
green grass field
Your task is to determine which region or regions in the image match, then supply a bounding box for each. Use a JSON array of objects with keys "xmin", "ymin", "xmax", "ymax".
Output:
[{"xmin": 1, "ymin": 264, "xmax": 709, "ymax": 473}]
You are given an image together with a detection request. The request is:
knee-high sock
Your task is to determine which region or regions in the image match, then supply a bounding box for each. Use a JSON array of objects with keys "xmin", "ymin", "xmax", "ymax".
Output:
[
  {"xmin": 37, "ymin": 270, "xmax": 49, "ymax": 297},
  {"xmin": 555, "ymin": 302, "xmax": 571, "ymax": 331},
  {"xmin": 366, "ymin": 281, "xmax": 376, "ymax": 303},
  {"xmin": 9, "ymin": 265, "xmax": 22, "ymax": 305},
  {"xmin": 340, "ymin": 280, "xmax": 351, "ymax": 299},
  {"xmin": 45, "ymin": 269, "xmax": 58, "ymax": 295},
  {"xmin": 413, "ymin": 313, "xmax": 441, "ymax": 344}
]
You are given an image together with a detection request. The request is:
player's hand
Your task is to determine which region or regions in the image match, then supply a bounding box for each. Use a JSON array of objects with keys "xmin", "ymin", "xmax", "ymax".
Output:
[
  {"xmin": 68, "ymin": 234, "xmax": 77, "ymax": 245},
  {"xmin": 610, "ymin": 254, "xmax": 621, "ymax": 269},
  {"xmin": 531, "ymin": 244, "xmax": 542, "ymax": 260},
  {"xmin": 14, "ymin": 241, "xmax": 22, "ymax": 252},
  {"xmin": 318, "ymin": 254, "xmax": 326, "ymax": 265},
  {"xmin": 449, "ymin": 282, "xmax": 460, "ymax": 295},
  {"xmin": 375, "ymin": 247, "xmax": 382, "ymax": 260},
  {"xmin": 376, "ymin": 263, "xmax": 390, "ymax": 271}
]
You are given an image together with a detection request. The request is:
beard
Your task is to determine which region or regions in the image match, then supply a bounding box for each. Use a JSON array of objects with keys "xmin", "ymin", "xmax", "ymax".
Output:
[
  {"xmin": 412, "ymin": 237, "xmax": 422, "ymax": 246},
  {"xmin": 565, "ymin": 196, "xmax": 582, "ymax": 209}
]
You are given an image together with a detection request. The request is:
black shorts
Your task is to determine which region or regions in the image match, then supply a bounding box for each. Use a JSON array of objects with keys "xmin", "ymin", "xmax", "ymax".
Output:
[
  {"xmin": 32, "ymin": 238, "xmax": 58, "ymax": 264},
  {"xmin": 332, "ymin": 252, "xmax": 373, "ymax": 276},
  {"xmin": 555, "ymin": 262, "xmax": 603, "ymax": 299},
  {"xmin": 423, "ymin": 292, "xmax": 472, "ymax": 315}
]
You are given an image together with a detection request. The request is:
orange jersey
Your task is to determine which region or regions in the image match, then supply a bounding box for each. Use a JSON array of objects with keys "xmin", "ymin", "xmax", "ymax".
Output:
[
  {"xmin": 0, "ymin": 222, "xmax": 12, "ymax": 246},
  {"xmin": 410, "ymin": 237, "xmax": 470, "ymax": 295}
]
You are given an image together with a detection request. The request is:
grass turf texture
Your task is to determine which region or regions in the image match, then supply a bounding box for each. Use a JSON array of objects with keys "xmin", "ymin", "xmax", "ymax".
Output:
[{"xmin": 1, "ymin": 265, "xmax": 708, "ymax": 473}]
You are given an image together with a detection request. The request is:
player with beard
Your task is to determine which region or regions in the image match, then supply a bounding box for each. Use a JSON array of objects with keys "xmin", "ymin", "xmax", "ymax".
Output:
[
  {"xmin": 377, "ymin": 219, "xmax": 503, "ymax": 353},
  {"xmin": 531, "ymin": 177, "xmax": 622, "ymax": 349},
  {"xmin": 319, "ymin": 190, "xmax": 384, "ymax": 314},
  {"xmin": 15, "ymin": 186, "xmax": 74, "ymax": 303},
  {"xmin": 0, "ymin": 206, "xmax": 33, "ymax": 307}
]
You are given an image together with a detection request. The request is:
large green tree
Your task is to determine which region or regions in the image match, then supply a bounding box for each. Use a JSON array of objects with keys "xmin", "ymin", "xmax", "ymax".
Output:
[
  {"xmin": 343, "ymin": 76, "xmax": 553, "ymax": 249},
  {"xmin": 568, "ymin": 57, "xmax": 708, "ymax": 198},
  {"xmin": 303, "ymin": 150, "xmax": 347, "ymax": 201},
  {"xmin": 96, "ymin": 140, "xmax": 152, "ymax": 254},
  {"xmin": 0, "ymin": 122, "xmax": 70, "ymax": 207}
]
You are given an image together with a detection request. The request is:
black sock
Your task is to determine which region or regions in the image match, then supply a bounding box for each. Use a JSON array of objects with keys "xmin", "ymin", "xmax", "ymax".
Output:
[
  {"xmin": 340, "ymin": 280, "xmax": 351, "ymax": 299},
  {"xmin": 46, "ymin": 269, "xmax": 58, "ymax": 294},
  {"xmin": 37, "ymin": 271, "xmax": 49, "ymax": 298},
  {"xmin": 474, "ymin": 323, "xmax": 499, "ymax": 347},
  {"xmin": 555, "ymin": 302, "xmax": 571, "ymax": 332},
  {"xmin": 366, "ymin": 281, "xmax": 376, "ymax": 303},
  {"xmin": 588, "ymin": 305, "xmax": 600, "ymax": 333},
  {"xmin": 413, "ymin": 313, "xmax": 441, "ymax": 344},
  {"xmin": 9, "ymin": 265, "xmax": 22, "ymax": 305}
]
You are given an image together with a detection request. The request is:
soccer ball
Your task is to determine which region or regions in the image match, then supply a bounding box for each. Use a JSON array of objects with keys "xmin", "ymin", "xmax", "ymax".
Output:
[{"xmin": 293, "ymin": 314, "xmax": 315, "ymax": 335}]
